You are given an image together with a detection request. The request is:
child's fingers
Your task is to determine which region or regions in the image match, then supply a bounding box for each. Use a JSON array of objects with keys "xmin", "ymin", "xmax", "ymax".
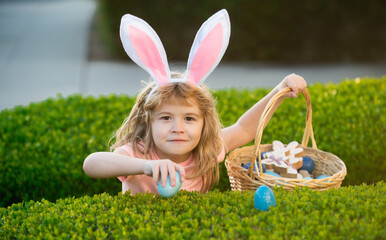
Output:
[
  {"xmin": 167, "ymin": 162, "xmax": 177, "ymax": 186},
  {"xmin": 289, "ymin": 91, "xmax": 298, "ymax": 98},
  {"xmin": 284, "ymin": 73, "xmax": 306, "ymax": 97},
  {"xmin": 289, "ymin": 79, "xmax": 300, "ymax": 96},
  {"xmin": 285, "ymin": 86, "xmax": 299, "ymax": 98},
  {"xmin": 152, "ymin": 162, "xmax": 160, "ymax": 184},
  {"xmin": 283, "ymin": 89, "xmax": 297, "ymax": 98},
  {"xmin": 175, "ymin": 165, "xmax": 185, "ymax": 182},
  {"xmin": 160, "ymin": 162, "xmax": 168, "ymax": 187},
  {"xmin": 154, "ymin": 160, "xmax": 185, "ymax": 187}
]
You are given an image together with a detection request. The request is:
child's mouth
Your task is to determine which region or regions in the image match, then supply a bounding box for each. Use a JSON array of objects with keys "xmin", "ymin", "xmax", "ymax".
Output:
[{"xmin": 168, "ymin": 139, "xmax": 187, "ymax": 142}]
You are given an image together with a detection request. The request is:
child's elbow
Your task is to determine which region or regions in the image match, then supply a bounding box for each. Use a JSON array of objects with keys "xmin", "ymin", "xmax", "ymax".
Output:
[{"xmin": 83, "ymin": 153, "xmax": 97, "ymax": 176}]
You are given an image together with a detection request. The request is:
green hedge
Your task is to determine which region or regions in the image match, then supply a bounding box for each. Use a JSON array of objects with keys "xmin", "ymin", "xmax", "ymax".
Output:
[
  {"xmin": 98, "ymin": 0, "xmax": 386, "ymax": 62},
  {"xmin": 0, "ymin": 78, "xmax": 385, "ymax": 207},
  {"xmin": 1, "ymin": 182, "xmax": 385, "ymax": 239}
]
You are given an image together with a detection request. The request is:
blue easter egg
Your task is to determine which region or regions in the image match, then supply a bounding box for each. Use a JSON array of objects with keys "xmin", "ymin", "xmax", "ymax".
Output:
[
  {"xmin": 299, "ymin": 156, "xmax": 315, "ymax": 173},
  {"xmin": 157, "ymin": 172, "xmax": 182, "ymax": 198},
  {"xmin": 316, "ymin": 174, "xmax": 329, "ymax": 179},
  {"xmin": 242, "ymin": 162, "xmax": 266, "ymax": 173},
  {"xmin": 303, "ymin": 177, "xmax": 313, "ymax": 180},
  {"xmin": 264, "ymin": 171, "xmax": 281, "ymax": 178},
  {"xmin": 254, "ymin": 185, "xmax": 276, "ymax": 211}
]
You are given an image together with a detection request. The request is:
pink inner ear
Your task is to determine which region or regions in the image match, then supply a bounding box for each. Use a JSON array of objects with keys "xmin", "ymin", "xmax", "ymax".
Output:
[
  {"xmin": 187, "ymin": 23, "xmax": 223, "ymax": 85},
  {"xmin": 129, "ymin": 25, "xmax": 168, "ymax": 85}
]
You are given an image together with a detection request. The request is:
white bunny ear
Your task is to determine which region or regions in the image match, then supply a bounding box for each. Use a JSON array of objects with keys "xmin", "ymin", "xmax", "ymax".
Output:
[
  {"xmin": 273, "ymin": 140, "xmax": 285, "ymax": 151},
  {"xmin": 184, "ymin": 9, "xmax": 231, "ymax": 85},
  {"xmin": 120, "ymin": 14, "xmax": 171, "ymax": 86},
  {"xmin": 291, "ymin": 148, "xmax": 303, "ymax": 155},
  {"xmin": 287, "ymin": 141, "xmax": 299, "ymax": 150}
]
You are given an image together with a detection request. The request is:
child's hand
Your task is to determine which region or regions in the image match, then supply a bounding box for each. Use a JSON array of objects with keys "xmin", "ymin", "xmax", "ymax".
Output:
[
  {"xmin": 143, "ymin": 160, "xmax": 185, "ymax": 187},
  {"xmin": 277, "ymin": 73, "xmax": 307, "ymax": 98}
]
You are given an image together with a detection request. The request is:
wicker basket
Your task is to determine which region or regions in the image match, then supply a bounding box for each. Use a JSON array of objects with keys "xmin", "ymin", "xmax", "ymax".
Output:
[{"xmin": 225, "ymin": 87, "xmax": 347, "ymax": 191}]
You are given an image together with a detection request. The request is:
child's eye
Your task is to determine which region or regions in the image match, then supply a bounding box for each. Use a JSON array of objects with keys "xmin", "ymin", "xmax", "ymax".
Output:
[
  {"xmin": 160, "ymin": 116, "xmax": 171, "ymax": 120},
  {"xmin": 185, "ymin": 117, "xmax": 195, "ymax": 121}
]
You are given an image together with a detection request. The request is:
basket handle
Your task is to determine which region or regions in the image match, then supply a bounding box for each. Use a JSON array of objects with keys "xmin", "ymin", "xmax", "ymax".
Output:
[{"xmin": 252, "ymin": 87, "xmax": 317, "ymax": 177}]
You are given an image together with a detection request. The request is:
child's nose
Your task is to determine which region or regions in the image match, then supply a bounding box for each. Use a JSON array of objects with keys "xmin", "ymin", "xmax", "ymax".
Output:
[{"xmin": 171, "ymin": 120, "xmax": 184, "ymax": 133}]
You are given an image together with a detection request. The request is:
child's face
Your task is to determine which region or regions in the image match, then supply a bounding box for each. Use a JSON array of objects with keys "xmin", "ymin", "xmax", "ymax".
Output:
[{"xmin": 151, "ymin": 100, "xmax": 204, "ymax": 163}]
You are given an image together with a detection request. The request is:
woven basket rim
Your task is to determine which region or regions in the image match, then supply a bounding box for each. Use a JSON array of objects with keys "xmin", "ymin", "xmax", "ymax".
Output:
[{"xmin": 226, "ymin": 143, "xmax": 347, "ymax": 191}]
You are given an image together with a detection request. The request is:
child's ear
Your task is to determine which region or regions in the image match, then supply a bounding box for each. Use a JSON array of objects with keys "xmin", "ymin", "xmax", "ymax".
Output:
[
  {"xmin": 120, "ymin": 14, "xmax": 171, "ymax": 86},
  {"xmin": 184, "ymin": 9, "xmax": 231, "ymax": 86}
]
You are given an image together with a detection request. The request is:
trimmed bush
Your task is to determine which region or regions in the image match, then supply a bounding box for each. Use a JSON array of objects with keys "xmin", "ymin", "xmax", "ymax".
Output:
[
  {"xmin": 1, "ymin": 182, "xmax": 385, "ymax": 239},
  {"xmin": 97, "ymin": 0, "xmax": 386, "ymax": 62},
  {"xmin": 0, "ymin": 78, "xmax": 385, "ymax": 207}
]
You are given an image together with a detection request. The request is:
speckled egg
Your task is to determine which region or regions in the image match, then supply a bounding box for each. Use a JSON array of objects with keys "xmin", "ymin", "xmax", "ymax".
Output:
[
  {"xmin": 254, "ymin": 185, "xmax": 276, "ymax": 211},
  {"xmin": 157, "ymin": 172, "xmax": 182, "ymax": 198}
]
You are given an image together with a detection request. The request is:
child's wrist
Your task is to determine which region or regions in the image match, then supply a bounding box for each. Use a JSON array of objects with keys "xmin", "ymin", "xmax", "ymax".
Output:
[
  {"xmin": 273, "ymin": 85, "xmax": 285, "ymax": 97},
  {"xmin": 143, "ymin": 160, "xmax": 152, "ymax": 176}
]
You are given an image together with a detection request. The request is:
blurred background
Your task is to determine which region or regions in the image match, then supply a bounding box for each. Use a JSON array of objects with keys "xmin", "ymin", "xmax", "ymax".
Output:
[{"xmin": 1, "ymin": 0, "xmax": 385, "ymax": 110}]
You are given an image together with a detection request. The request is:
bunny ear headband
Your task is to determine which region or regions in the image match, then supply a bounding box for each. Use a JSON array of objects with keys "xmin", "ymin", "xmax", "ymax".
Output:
[{"xmin": 120, "ymin": 9, "xmax": 231, "ymax": 99}]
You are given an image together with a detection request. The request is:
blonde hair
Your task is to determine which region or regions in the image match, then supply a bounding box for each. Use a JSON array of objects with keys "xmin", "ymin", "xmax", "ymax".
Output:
[{"xmin": 111, "ymin": 73, "xmax": 223, "ymax": 193}]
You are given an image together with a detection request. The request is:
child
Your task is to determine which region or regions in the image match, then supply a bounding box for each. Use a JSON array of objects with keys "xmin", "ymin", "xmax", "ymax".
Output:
[{"xmin": 83, "ymin": 9, "xmax": 307, "ymax": 195}]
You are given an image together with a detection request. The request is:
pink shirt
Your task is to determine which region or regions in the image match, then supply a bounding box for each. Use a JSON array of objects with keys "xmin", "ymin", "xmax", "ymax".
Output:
[{"xmin": 117, "ymin": 142, "xmax": 225, "ymax": 195}]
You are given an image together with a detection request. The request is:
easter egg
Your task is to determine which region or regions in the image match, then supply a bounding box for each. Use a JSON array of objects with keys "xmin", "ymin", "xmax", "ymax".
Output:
[
  {"xmin": 242, "ymin": 162, "xmax": 266, "ymax": 173},
  {"xmin": 157, "ymin": 172, "xmax": 182, "ymax": 198},
  {"xmin": 303, "ymin": 177, "xmax": 313, "ymax": 180},
  {"xmin": 254, "ymin": 185, "xmax": 276, "ymax": 211},
  {"xmin": 299, "ymin": 156, "xmax": 315, "ymax": 173},
  {"xmin": 264, "ymin": 171, "xmax": 281, "ymax": 178},
  {"xmin": 316, "ymin": 174, "xmax": 329, "ymax": 179}
]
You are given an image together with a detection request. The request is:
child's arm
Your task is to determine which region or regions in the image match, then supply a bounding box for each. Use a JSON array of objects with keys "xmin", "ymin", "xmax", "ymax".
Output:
[
  {"xmin": 83, "ymin": 149, "xmax": 185, "ymax": 187},
  {"xmin": 222, "ymin": 74, "xmax": 307, "ymax": 153}
]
